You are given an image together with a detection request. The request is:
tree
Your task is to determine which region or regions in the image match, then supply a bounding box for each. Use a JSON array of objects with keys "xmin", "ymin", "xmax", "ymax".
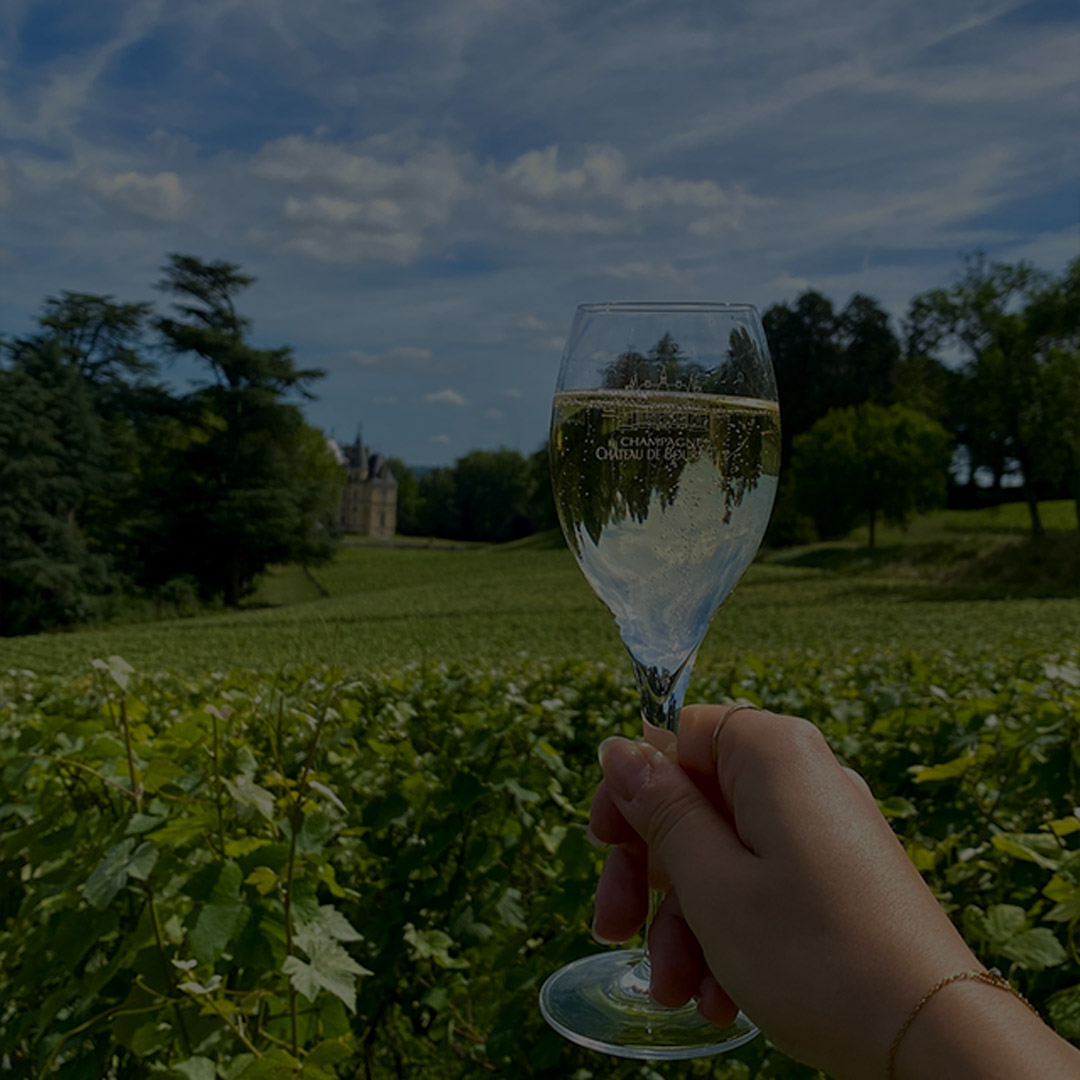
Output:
[
  {"xmin": 385, "ymin": 458, "xmax": 422, "ymax": 535},
  {"xmin": 1033, "ymin": 257, "xmax": 1080, "ymax": 529},
  {"xmin": 908, "ymin": 255, "xmax": 1055, "ymax": 537},
  {"xmin": 793, "ymin": 404, "xmax": 951, "ymax": 546},
  {"xmin": 37, "ymin": 291, "xmax": 154, "ymax": 392},
  {"xmin": 152, "ymin": 255, "xmax": 329, "ymax": 605},
  {"xmin": 452, "ymin": 449, "xmax": 531, "ymax": 542},
  {"xmin": 0, "ymin": 340, "xmax": 114, "ymax": 634},
  {"xmin": 29, "ymin": 291, "xmax": 175, "ymax": 563},
  {"xmin": 763, "ymin": 291, "xmax": 843, "ymax": 468},
  {"xmin": 763, "ymin": 291, "xmax": 901, "ymax": 471},
  {"xmin": 415, "ymin": 468, "xmax": 460, "ymax": 538},
  {"xmin": 837, "ymin": 293, "xmax": 900, "ymax": 405},
  {"xmin": 524, "ymin": 444, "xmax": 559, "ymax": 535}
]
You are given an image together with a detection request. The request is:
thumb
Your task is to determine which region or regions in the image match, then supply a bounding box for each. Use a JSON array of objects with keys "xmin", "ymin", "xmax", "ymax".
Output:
[{"xmin": 598, "ymin": 736, "xmax": 752, "ymax": 900}]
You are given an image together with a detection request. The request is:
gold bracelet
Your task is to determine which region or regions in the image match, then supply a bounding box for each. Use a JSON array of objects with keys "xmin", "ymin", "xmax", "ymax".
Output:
[{"xmin": 887, "ymin": 967, "xmax": 1039, "ymax": 1079}]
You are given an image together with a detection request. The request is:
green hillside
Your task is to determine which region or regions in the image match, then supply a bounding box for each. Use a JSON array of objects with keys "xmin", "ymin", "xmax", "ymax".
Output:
[{"xmin": 3, "ymin": 503, "xmax": 1079, "ymax": 677}]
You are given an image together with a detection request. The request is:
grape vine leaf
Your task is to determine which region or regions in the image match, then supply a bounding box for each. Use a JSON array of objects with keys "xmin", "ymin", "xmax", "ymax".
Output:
[
  {"xmin": 297, "ymin": 903, "xmax": 363, "ymax": 943},
  {"xmin": 171, "ymin": 1057, "xmax": 216, "ymax": 1080},
  {"xmin": 92, "ymin": 655, "xmax": 134, "ymax": 691},
  {"xmin": 224, "ymin": 774, "xmax": 276, "ymax": 822},
  {"xmin": 1047, "ymin": 985, "xmax": 1080, "ymax": 1038},
  {"xmin": 82, "ymin": 839, "xmax": 158, "ymax": 909},
  {"xmin": 1001, "ymin": 929, "xmax": 1068, "ymax": 972},
  {"xmin": 190, "ymin": 861, "xmax": 249, "ymax": 963},
  {"xmin": 283, "ymin": 934, "xmax": 371, "ymax": 1011},
  {"xmin": 403, "ymin": 923, "xmax": 469, "ymax": 969}
]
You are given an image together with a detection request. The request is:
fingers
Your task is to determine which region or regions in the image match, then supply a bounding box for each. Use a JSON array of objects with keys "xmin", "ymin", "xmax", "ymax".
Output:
[
  {"xmin": 589, "ymin": 778, "xmax": 640, "ymax": 848},
  {"xmin": 648, "ymin": 889, "xmax": 704, "ymax": 1008},
  {"xmin": 593, "ymin": 842, "xmax": 647, "ymax": 943},
  {"xmin": 679, "ymin": 704, "xmax": 856, "ymax": 859},
  {"xmin": 678, "ymin": 702, "xmax": 770, "ymax": 781},
  {"xmin": 696, "ymin": 971, "xmax": 740, "ymax": 1027},
  {"xmin": 597, "ymin": 737, "xmax": 751, "ymax": 918}
]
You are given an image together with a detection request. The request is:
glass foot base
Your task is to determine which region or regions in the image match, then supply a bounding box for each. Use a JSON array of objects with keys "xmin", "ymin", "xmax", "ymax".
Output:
[{"xmin": 539, "ymin": 949, "xmax": 758, "ymax": 1060}]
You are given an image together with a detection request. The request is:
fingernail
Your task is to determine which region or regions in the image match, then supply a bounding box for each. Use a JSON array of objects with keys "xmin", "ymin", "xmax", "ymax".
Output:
[
  {"xmin": 591, "ymin": 918, "xmax": 620, "ymax": 945},
  {"xmin": 598, "ymin": 737, "xmax": 662, "ymax": 801},
  {"xmin": 585, "ymin": 824, "xmax": 608, "ymax": 850}
]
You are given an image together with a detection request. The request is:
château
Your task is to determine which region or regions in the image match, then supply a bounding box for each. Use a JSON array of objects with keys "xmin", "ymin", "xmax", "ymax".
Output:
[{"xmin": 327, "ymin": 433, "xmax": 398, "ymax": 538}]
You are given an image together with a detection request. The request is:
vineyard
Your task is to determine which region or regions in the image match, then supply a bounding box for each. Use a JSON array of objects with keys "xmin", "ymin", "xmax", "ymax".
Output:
[{"xmin": 3, "ymin": 523, "xmax": 1080, "ymax": 1077}]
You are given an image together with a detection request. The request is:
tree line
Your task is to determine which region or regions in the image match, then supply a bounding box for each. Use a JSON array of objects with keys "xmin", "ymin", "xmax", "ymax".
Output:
[
  {"xmin": 393, "ymin": 252, "xmax": 1080, "ymax": 552},
  {"xmin": 767, "ymin": 253, "xmax": 1080, "ymax": 545},
  {"xmin": 4, "ymin": 250, "xmax": 1078, "ymax": 637},
  {"xmin": 0, "ymin": 256, "xmax": 343, "ymax": 636},
  {"xmin": 386, "ymin": 449, "xmax": 557, "ymax": 543}
]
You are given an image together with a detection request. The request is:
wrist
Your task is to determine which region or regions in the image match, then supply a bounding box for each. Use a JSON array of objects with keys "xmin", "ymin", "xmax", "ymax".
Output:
[{"xmin": 892, "ymin": 971, "xmax": 1079, "ymax": 1080}]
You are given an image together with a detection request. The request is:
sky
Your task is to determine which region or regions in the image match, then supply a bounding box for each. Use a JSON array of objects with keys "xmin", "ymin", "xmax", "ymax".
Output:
[{"xmin": 2, "ymin": 0, "xmax": 1078, "ymax": 467}]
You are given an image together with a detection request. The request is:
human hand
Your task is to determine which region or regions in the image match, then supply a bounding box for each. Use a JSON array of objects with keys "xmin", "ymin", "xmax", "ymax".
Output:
[{"xmin": 589, "ymin": 704, "xmax": 980, "ymax": 1079}]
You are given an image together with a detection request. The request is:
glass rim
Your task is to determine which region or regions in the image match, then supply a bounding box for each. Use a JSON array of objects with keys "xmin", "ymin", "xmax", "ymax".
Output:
[{"xmin": 574, "ymin": 301, "xmax": 761, "ymax": 317}]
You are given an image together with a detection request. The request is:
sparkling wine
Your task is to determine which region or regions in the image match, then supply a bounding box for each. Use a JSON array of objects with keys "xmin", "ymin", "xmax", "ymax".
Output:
[{"xmin": 550, "ymin": 388, "xmax": 780, "ymax": 681}]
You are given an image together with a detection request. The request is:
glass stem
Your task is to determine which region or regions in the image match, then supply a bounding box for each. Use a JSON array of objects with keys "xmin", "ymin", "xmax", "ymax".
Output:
[{"xmin": 625, "ymin": 651, "xmax": 698, "ymax": 1002}]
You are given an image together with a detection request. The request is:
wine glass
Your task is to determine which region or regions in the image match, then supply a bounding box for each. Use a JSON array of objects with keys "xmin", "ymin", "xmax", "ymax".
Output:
[{"xmin": 539, "ymin": 302, "xmax": 780, "ymax": 1059}]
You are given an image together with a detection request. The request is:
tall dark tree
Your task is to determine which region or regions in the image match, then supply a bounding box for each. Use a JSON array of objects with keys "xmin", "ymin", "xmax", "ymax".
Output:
[
  {"xmin": 453, "ymin": 449, "xmax": 532, "ymax": 543},
  {"xmin": 837, "ymin": 293, "xmax": 901, "ymax": 405},
  {"xmin": 763, "ymin": 291, "xmax": 844, "ymax": 468},
  {"xmin": 909, "ymin": 255, "xmax": 1054, "ymax": 537},
  {"xmin": 152, "ymin": 254, "xmax": 331, "ymax": 605},
  {"xmin": 385, "ymin": 458, "xmax": 422, "ymax": 535},
  {"xmin": 1031, "ymin": 257, "xmax": 1080, "ymax": 528},
  {"xmin": 37, "ymin": 292, "xmax": 154, "ymax": 393},
  {"xmin": 415, "ymin": 468, "xmax": 460, "ymax": 538},
  {"xmin": 525, "ymin": 443, "xmax": 559, "ymax": 535},
  {"xmin": 0, "ymin": 340, "xmax": 113, "ymax": 634},
  {"xmin": 29, "ymin": 291, "xmax": 174, "ymax": 562},
  {"xmin": 764, "ymin": 290, "xmax": 903, "ymax": 472}
]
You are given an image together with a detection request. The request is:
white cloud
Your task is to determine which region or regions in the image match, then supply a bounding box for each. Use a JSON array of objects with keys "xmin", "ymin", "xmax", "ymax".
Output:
[
  {"xmin": 604, "ymin": 261, "xmax": 690, "ymax": 285},
  {"xmin": 527, "ymin": 334, "xmax": 565, "ymax": 352},
  {"xmin": 429, "ymin": 433, "xmax": 451, "ymax": 444},
  {"xmin": 27, "ymin": 0, "xmax": 165, "ymax": 139},
  {"xmin": 767, "ymin": 272, "xmax": 813, "ymax": 293},
  {"xmin": 90, "ymin": 169, "xmax": 190, "ymax": 223},
  {"xmin": 252, "ymin": 135, "xmax": 469, "ymax": 264},
  {"xmin": 340, "ymin": 346, "xmax": 438, "ymax": 372},
  {"xmin": 496, "ymin": 143, "xmax": 760, "ymax": 239},
  {"xmin": 4, "ymin": 0, "xmax": 1079, "ymax": 469},
  {"xmin": 423, "ymin": 388, "xmax": 468, "ymax": 406}
]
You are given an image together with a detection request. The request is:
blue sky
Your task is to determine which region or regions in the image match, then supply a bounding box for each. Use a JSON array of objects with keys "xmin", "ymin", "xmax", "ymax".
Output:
[{"xmin": 2, "ymin": 0, "xmax": 1078, "ymax": 466}]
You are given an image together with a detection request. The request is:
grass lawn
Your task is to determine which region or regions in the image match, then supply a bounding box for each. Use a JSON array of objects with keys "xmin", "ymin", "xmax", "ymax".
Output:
[{"xmin": 3, "ymin": 501, "xmax": 1080, "ymax": 677}]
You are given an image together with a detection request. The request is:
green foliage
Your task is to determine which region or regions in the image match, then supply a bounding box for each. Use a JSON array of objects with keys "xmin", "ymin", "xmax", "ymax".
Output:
[
  {"xmin": 452, "ymin": 448, "xmax": 533, "ymax": 542},
  {"xmin": 763, "ymin": 291, "xmax": 901, "ymax": 469},
  {"xmin": 2, "ymin": 651, "xmax": 1080, "ymax": 1077},
  {"xmin": 0, "ymin": 339, "xmax": 116, "ymax": 634},
  {"xmin": 9, "ymin": 534, "xmax": 1080, "ymax": 675},
  {"xmin": 907, "ymin": 253, "xmax": 1080, "ymax": 535},
  {"xmin": 385, "ymin": 458, "xmax": 422, "ymax": 535},
  {"xmin": 152, "ymin": 254, "xmax": 332, "ymax": 605},
  {"xmin": 793, "ymin": 403, "xmax": 952, "ymax": 545},
  {"xmin": 405, "ymin": 448, "xmax": 554, "ymax": 543}
]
